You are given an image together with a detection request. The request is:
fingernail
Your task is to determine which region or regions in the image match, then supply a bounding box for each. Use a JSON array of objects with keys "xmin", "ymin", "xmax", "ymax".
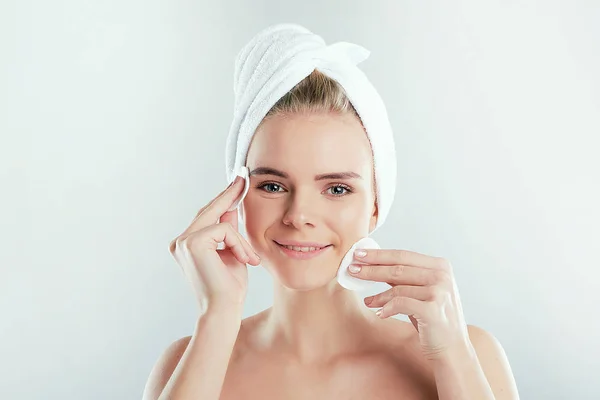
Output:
[
  {"xmin": 349, "ymin": 264, "xmax": 361, "ymax": 273},
  {"xmin": 355, "ymin": 249, "xmax": 367, "ymax": 258},
  {"xmin": 375, "ymin": 309, "xmax": 383, "ymax": 317},
  {"xmin": 364, "ymin": 296, "xmax": 374, "ymax": 305}
]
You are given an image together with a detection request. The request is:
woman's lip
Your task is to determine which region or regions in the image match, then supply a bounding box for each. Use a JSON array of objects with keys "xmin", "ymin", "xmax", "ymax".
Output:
[
  {"xmin": 275, "ymin": 242, "xmax": 332, "ymax": 260},
  {"xmin": 274, "ymin": 240, "xmax": 331, "ymax": 248}
]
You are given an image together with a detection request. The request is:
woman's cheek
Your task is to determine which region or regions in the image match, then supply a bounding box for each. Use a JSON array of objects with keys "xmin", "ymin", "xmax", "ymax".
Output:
[
  {"xmin": 243, "ymin": 193, "xmax": 272, "ymax": 223},
  {"xmin": 241, "ymin": 195, "xmax": 273, "ymax": 246},
  {"xmin": 332, "ymin": 197, "xmax": 373, "ymax": 234}
]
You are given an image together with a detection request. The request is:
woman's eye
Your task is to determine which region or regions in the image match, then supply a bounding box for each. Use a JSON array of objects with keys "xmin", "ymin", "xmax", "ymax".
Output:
[
  {"xmin": 327, "ymin": 185, "xmax": 351, "ymax": 196},
  {"xmin": 258, "ymin": 183, "xmax": 352, "ymax": 196},
  {"xmin": 260, "ymin": 183, "xmax": 283, "ymax": 193}
]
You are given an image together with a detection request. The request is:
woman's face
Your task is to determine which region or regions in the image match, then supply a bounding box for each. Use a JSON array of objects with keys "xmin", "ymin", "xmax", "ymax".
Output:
[{"xmin": 242, "ymin": 111, "xmax": 378, "ymax": 290}]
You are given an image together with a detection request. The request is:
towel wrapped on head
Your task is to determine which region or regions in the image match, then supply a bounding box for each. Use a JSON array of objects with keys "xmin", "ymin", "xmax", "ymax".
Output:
[
  {"xmin": 224, "ymin": 23, "xmax": 397, "ymax": 236},
  {"xmin": 223, "ymin": 23, "xmax": 398, "ymax": 291}
]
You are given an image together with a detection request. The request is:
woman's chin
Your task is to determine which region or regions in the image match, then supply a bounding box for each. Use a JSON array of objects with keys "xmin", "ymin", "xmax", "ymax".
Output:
[{"xmin": 267, "ymin": 268, "xmax": 340, "ymax": 291}]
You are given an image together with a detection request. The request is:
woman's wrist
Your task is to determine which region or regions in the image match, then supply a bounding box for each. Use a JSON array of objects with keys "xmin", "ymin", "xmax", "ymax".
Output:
[{"xmin": 200, "ymin": 304, "xmax": 244, "ymax": 326}]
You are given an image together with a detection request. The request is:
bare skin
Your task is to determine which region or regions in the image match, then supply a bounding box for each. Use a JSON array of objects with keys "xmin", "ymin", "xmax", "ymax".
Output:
[
  {"xmin": 166, "ymin": 310, "xmax": 439, "ymax": 400},
  {"xmin": 175, "ymin": 111, "xmax": 439, "ymax": 398},
  {"xmin": 146, "ymin": 112, "xmax": 442, "ymax": 399},
  {"xmin": 225, "ymin": 309, "xmax": 439, "ymax": 400}
]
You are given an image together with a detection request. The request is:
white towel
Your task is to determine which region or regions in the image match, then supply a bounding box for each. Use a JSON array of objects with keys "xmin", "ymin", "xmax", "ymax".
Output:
[{"xmin": 225, "ymin": 22, "xmax": 397, "ymax": 235}]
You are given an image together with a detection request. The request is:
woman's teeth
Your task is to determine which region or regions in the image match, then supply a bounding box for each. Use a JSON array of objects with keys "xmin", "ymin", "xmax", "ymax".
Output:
[{"xmin": 280, "ymin": 244, "xmax": 325, "ymax": 252}]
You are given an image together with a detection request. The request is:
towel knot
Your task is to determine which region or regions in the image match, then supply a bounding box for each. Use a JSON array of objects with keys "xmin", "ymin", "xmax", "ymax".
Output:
[{"xmin": 307, "ymin": 42, "xmax": 371, "ymax": 69}]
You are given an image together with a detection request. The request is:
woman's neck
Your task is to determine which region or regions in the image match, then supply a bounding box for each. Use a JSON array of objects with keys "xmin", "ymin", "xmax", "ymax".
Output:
[{"xmin": 258, "ymin": 280, "xmax": 382, "ymax": 365}]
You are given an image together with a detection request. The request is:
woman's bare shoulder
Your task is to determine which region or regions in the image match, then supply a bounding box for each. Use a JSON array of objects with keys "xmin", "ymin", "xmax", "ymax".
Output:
[
  {"xmin": 160, "ymin": 335, "xmax": 194, "ymax": 361},
  {"xmin": 142, "ymin": 336, "xmax": 192, "ymax": 400}
]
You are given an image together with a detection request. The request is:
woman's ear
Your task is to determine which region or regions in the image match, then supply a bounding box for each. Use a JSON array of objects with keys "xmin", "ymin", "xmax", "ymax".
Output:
[{"xmin": 368, "ymin": 201, "xmax": 378, "ymax": 233}]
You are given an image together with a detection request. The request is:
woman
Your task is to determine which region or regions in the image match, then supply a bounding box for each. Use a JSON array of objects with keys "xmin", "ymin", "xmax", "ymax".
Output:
[{"xmin": 143, "ymin": 26, "xmax": 519, "ymax": 400}]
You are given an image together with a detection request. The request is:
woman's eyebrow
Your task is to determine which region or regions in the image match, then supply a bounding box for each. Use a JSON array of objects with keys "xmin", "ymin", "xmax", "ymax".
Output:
[{"xmin": 249, "ymin": 167, "xmax": 362, "ymax": 181}]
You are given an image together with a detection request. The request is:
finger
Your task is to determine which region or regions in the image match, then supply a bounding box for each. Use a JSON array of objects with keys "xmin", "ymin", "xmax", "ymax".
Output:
[
  {"xmin": 227, "ymin": 235, "xmax": 260, "ymax": 266},
  {"xmin": 364, "ymin": 285, "xmax": 432, "ymax": 308},
  {"xmin": 193, "ymin": 176, "xmax": 245, "ymax": 228},
  {"xmin": 179, "ymin": 177, "xmax": 245, "ymax": 239},
  {"xmin": 170, "ymin": 181, "xmax": 240, "ymax": 255},
  {"xmin": 194, "ymin": 222, "xmax": 250, "ymax": 264},
  {"xmin": 349, "ymin": 263, "xmax": 438, "ymax": 285},
  {"xmin": 354, "ymin": 249, "xmax": 441, "ymax": 268},
  {"xmin": 216, "ymin": 222, "xmax": 259, "ymax": 265},
  {"xmin": 219, "ymin": 208, "xmax": 239, "ymax": 231},
  {"xmin": 378, "ymin": 296, "xmax": 428, "ymax": 320},
  {"xmin": 219, "ymin": 209, "xmax": 260, "ymax": 265},
  {"xmin": 194, "ymin": 177, "xmax": 242, "ymax": 221},
  {"xmin": 191, "ymin": 179, "xmax": 237, "ymax": 220},
  {"xmin": 221, "ymin": 220, "xmax": 260, "ymax": 266}
]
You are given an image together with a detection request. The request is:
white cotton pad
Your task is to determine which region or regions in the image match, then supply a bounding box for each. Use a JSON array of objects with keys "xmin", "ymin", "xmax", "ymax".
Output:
[
  {"xmin": 337, "ymin": 237, "xmax": 381, "ymax": 291},
  {"xmin": 227, "ymin": 166, "xmax": 249, "ymax": 213}
]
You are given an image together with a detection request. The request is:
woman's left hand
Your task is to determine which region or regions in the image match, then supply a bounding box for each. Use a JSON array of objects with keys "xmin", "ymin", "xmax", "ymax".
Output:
[{"xmin": 349, "ymin": 248, "xmax": 471, "ymax": 361}]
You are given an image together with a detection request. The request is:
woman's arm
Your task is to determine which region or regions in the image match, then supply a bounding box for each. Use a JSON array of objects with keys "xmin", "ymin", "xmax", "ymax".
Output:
[
  {"xmin": 432, "ymin": 324, "xmax": 520, "ymax": 400},
  {"xmin": 142, "ymin": 307, "xmax": 243, "ymax": 400}
]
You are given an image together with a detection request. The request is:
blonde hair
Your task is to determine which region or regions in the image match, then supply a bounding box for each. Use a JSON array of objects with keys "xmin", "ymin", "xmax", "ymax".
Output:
[
  {"xmin": 256, "ymin": 68, "xmax": 377, "ymax": 207},
  {"xmin": 258, "ymin": 69, "xmax": 363, "ymax": 126}
]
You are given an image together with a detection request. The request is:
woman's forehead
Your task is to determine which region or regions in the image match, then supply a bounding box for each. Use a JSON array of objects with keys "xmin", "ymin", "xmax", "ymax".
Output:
[{"xmin": 247, "ymin": 113, "xmax": 373, "ymax": 167}]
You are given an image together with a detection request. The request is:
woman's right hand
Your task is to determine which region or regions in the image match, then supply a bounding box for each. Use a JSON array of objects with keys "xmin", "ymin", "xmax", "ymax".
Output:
[{"xmin": 168, "ymin": 175, "xmax": 260, "ymax": 312}]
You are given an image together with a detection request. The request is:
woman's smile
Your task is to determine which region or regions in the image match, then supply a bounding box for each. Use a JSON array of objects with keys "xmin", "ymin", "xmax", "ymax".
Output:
[{"xmin": 274, "ymin": 240, "xmax": 333, "ymax": 260}]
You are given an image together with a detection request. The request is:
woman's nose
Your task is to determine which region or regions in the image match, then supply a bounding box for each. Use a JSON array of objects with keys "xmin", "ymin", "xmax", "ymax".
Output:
[
  {"xmin": 281, "ymin": 194, "xmax": 317, "ymax": 228},
  {"xmin": 282, "ymin": 211, "xmax": 313, "ymax": 228}
]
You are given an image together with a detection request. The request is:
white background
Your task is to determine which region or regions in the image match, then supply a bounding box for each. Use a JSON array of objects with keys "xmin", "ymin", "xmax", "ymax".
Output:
[{"xmin": 2, "ymin": 1, "xmax": 599, "ymax": 399}]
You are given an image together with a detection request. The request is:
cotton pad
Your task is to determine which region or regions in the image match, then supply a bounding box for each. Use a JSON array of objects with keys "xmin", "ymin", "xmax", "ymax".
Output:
[
  {"xmin": 217, "ymin": 166, "xmax": 249, "ymax": 252},
  {"xmin": 337, "ymin": 237, "xmax": 381, "ymax": 291},
  {"xmin": 227, "ymin": 166, "xmax": 249, "ymax": 213}
]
